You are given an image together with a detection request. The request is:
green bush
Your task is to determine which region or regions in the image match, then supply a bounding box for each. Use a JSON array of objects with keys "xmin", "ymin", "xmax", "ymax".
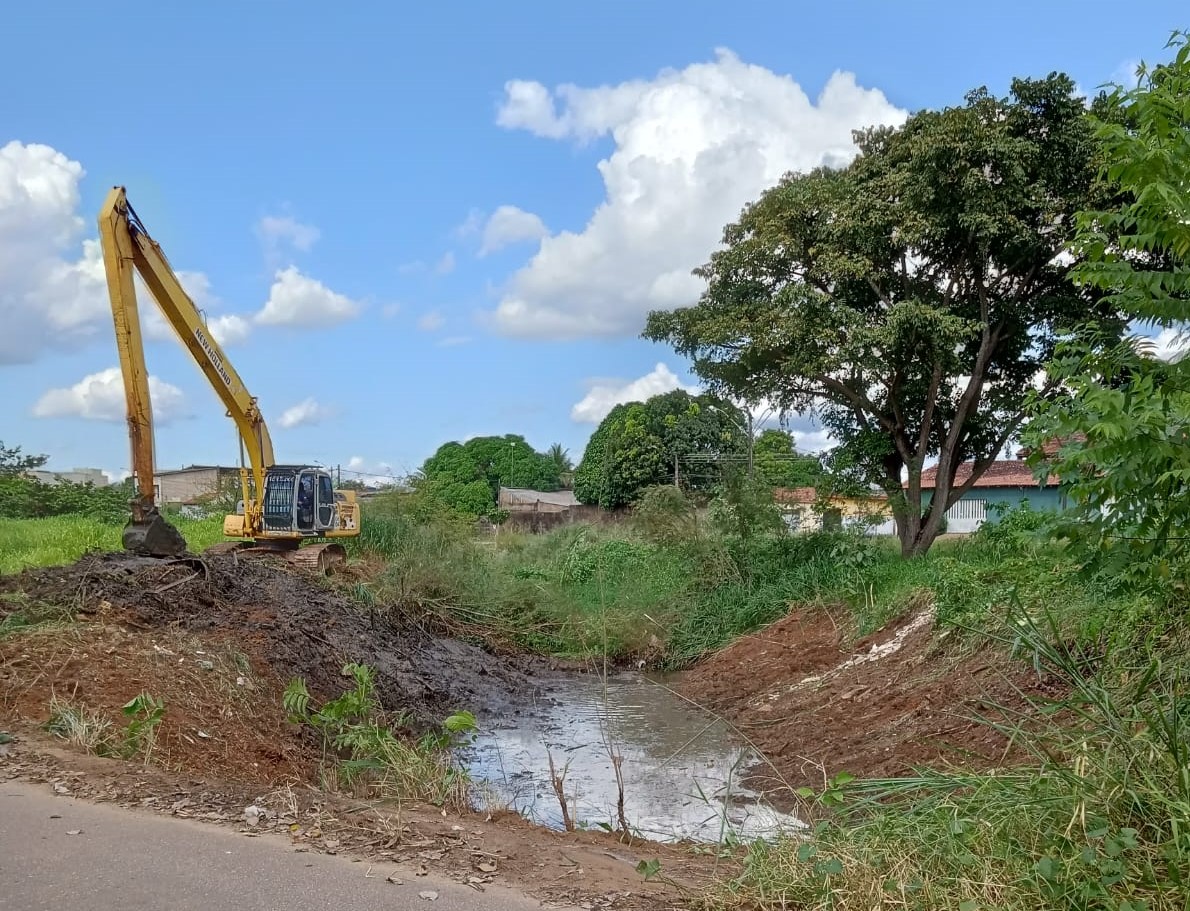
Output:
[
  {"xmin": 631, "ymin": 484, "xmax": 699, "ymax": 545},
  {"xmin": 0, "ymin": 476, "xmax": 130, "ymax": 523}
]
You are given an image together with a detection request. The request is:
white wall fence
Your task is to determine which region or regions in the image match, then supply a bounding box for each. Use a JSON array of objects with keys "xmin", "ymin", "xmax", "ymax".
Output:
[{"xmin": 780, "ymin": 498, "xmax": 990, "ymax": 537}]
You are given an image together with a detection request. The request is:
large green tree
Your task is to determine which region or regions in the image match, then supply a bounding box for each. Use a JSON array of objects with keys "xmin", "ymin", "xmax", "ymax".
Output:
[
  {"xmin": 645, "ymin": 74, "xmax": 1122, "ymax": 556},
  {"xmin": 752, "ymin": 429, "xmax": 826, "ymax": 489},
  {"xmin": 1024, "ymin": 34, "xmax": 1190, "ymax": 574},
  {"xmin": 415, "ymin": 434, "xmax": 562, "ymax": 517},
  {"xmin": 573, "ymin": 390, "xmax": 747, "ymax": 508}
]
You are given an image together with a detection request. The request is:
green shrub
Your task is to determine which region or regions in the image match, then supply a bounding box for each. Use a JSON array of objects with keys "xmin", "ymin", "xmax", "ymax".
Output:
[
  {"xmin": 631, "ymin": 484, "xmax": 699, "ymax": 545},
  {"xmin": 284, "ymin": 662, "xmax": 473, "ymax": 806},
  {"xmin": 0, "ymin": 476, "xmax": 130, "ymax": 523}
]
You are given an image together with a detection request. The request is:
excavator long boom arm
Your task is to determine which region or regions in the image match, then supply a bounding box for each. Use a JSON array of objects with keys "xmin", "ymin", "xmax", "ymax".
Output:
[{"xmin": 98, "ymin": 186, "xmax": 274, "ymax": 542}]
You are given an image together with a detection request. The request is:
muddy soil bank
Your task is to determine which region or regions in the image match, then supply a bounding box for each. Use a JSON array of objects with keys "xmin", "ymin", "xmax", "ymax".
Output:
[
  {"xmin": 1, "ymin": 552, "xmax": 536, "ymax": 726},
  {"xmin": 676, "ymin": 600, "xmax": 1065, "ymax": 790}
]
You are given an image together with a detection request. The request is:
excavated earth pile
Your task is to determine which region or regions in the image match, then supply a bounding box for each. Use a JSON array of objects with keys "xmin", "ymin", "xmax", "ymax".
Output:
[
  {"xmin": 677, "ymin": 600, "xmax": 1066, "ymax": 790},
  {"xmin": 0, "ymin": 552, "xmax": 534, "ymax": 725}
]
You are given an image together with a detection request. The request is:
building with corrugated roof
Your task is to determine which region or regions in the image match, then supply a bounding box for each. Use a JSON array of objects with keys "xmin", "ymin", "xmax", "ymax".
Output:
[
  {"xmin": 497, "ymin": 487, "xmax": 581, "ymax": 514},
  {"xmin": 916, "ymin": 455, "xmax": 1065, "ymax": 533}
]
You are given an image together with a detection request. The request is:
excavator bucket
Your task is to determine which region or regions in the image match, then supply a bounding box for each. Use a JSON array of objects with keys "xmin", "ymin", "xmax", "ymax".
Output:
[{"xmin": 122, "ymin": 512, "xmax": 188, "ymax": 557}]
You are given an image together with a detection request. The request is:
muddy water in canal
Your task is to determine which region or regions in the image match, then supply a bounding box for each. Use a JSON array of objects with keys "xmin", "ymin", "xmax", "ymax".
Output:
[{"xmin": 462, "ymin": 669, "xmax": 803, "ymax": 843}]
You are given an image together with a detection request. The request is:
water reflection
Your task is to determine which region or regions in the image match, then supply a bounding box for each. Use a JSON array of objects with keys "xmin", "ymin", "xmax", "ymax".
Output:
[{"xmin": 461, "ymin": 670, "xmax": 803, "ymax": 843}]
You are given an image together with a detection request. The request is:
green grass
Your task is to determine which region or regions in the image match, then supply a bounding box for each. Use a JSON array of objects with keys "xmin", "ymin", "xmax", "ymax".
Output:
[
  {"xmin": 351, "ymin": 513, "xmax": 691, "ymax": 657},
  {"xmin": 0, "ymin": 514, "xmax": 228, "ymax": 574},
  {"xmin": 346, "ymin": 502, "xmax": 1165, "ymax": 670}
]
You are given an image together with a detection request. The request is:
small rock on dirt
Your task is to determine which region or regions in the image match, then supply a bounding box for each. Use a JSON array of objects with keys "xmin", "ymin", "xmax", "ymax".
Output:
[{"xmin": 418, "ymin": 891, "xmax": 439, "ymax": 901}]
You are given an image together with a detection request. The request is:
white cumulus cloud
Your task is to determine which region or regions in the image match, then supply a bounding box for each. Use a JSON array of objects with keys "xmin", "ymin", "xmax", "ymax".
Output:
[
  {"xmin": 418, "ymin": 310, "xmax": 445, "ymax": 331},
  {"xmin": 570, "ymin": 362, "xmax": 699, "ymax": 423},
  {"xmin": 480, "ymin": 205, "xmax": 548, "ymax": 255},
  {"xmin": 345, "ymin": 455, "xmax": 402, "ymax": 488},
  {"xmin": 490, "ymin": 50, "xmax": 907, "ymax": 338},
  {"xmin": 0, "ymin": 142, "xmax": 110, "ymax": 363},
  {"xmin": 256, "ymin": 214, "xmax": 320, "ymax": 253},
  {"xmin": 1147, "ymin": 325, "xmax": 1189, "ymax": 363},
  {"xmin": 256, "ymin": 266, "xmax": 361, "ymax": 327},
  {"xmin": 455, "ymin": 208, "xmax": 484, "ymax": 238},
  {"xmin": 789, "ymin": 428, "xmax": 837, "ymax": 454},
  {"xmin": 32, "ymin": 367, "xmax": 187, "ymax": 423},
  {"xmin": 207, "ymin": 314, "xmax": 252, "ymax": 346},
  {"xmin": 278, "ymin": 396, "xmax": 335, "ymax": 429},
  {"xmin": 0, "ymin": 143, "xmax": 235, "ymax": 362},
  {"xmin": 435, "ymin": 252, "xmax": 456, "ymax": 275}
]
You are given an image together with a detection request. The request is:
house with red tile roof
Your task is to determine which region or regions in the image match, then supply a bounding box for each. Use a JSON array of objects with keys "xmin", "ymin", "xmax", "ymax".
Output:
[{"xmin": 917, "ymin": 456, "xmax": 1064, "ymax": 532}]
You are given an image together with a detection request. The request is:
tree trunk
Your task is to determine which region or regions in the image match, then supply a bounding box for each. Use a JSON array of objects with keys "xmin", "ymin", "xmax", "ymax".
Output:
[
  {"xmin": 895, "ymin": 464, "xmax": 946, "ymax": 558},
  {"xmin": 902, "ymin": 515, "xmax": 944, "ymax": 558}
]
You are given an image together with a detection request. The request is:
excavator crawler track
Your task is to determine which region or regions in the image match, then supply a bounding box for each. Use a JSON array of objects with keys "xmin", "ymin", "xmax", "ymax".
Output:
[
  {"xmin": 285, "ymin": 543, "xmax": 347, "ymax": 575},
  {"xmin": 200, "ymin": 541, "xmax": 347, "ymax": 575}
]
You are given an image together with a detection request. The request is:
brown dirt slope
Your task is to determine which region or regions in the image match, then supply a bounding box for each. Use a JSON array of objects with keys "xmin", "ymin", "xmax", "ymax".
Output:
[
  {"xmin": 677, "ymin": 600, "xmax": 1061, "ymax": 790},
  {"xmin": 1, "ymin": 552, "xmax": 535, "ymax": 723}
]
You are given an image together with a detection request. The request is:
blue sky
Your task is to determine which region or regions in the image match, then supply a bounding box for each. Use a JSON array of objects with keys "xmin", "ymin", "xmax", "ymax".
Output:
[{"xmin": 1, "ymin": 1, "xmax": 1185, "ymax": 485}]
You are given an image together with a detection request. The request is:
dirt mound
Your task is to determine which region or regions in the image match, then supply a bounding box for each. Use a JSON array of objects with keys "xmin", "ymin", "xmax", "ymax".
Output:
[
  {"xmin": 1, "ymin": 552, "xmax": 534, "ymax": 726},
  {"xmin": 1, "ymin": 619, "xmax": 309, "ymax": 782},
  {"xmin": 678, "ymin": 601, "xmax": 1061, "ymax": 789}
]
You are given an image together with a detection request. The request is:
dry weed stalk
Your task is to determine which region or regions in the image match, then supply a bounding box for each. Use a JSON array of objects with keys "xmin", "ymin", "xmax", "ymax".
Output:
[{"xmin": 546, "ymin": 749, "xmax": 575, "ymax": 831}]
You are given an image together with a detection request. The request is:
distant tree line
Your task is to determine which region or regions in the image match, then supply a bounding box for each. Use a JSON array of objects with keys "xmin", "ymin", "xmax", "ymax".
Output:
[{"xmin": 0, "ymin": 441, "xmax": 130, "ymax": 523}]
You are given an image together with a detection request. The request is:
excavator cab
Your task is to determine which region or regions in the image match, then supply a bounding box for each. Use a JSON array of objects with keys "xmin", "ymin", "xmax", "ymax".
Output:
[{"xmin": 260, "ymin": 466, "xmax": 342, "ymax": 535}]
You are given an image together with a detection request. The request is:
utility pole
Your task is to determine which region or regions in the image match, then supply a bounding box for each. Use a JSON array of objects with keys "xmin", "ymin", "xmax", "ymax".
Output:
[
  {"xmin": 336, "ymin": 464, "xmax": 341, "ymax": 486},
  {"xmin": 747, "ymin": 411, "xmax": 755, "ymax": 480},
  {"xmin": 674, "ymin": 453, "xmax": 680, "ymax": 488}
]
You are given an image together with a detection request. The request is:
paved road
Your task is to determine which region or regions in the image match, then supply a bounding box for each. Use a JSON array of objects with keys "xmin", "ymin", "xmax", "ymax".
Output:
[{"xmin": 1, "ymin": 781, "xmax": 553, "ymax": 910}]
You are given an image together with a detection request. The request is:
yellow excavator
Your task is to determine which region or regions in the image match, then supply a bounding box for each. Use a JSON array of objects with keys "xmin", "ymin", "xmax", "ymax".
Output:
[{"xmin": 98, "ymin": 186, "xmax": 360, "ymax": 573}]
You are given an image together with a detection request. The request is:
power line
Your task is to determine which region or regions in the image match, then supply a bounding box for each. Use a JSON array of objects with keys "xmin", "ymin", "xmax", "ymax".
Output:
[{"xmin": 333, "ymin": 466, "xmax": 406, "ymax": 482}]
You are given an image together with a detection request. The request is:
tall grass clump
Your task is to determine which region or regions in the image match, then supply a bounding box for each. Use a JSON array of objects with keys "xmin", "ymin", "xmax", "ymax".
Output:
[
  {"xmin": 665, "ymin": 531, "xmax": 900, "ymax": 666},
  {"xmin": 355, "ymin": 511, "xmax": 695, "ymax": 656},
  {"xmin": 720, "ymin": 604, "xmax": 1190, "ymax": 911},
  {"xmin": 348, "ymin": 492, "xmax": 1149, "ymax": 668}
]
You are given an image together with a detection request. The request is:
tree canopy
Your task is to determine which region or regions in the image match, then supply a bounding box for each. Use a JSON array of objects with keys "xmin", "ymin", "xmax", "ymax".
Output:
[
  {"xmin": 645, "ymin": 73, "xmax": 1123, "ymax": 556},
  {"xmin": 414, "ymin": 434, "xmax": 562, "ymax": 517},
  {"xmin": 0, "ymin": 440, "xmax": 130, "ymax": 522},
  {"xmin": 1024, "ymin": 34, "xmax": 1190, "ymax": 577},
  {"xmin": 573, "ymin": 390, "xmax": 748, "ymax": 508},
  {"xmin": 0, "ymin": 441, "xmax": 48, "ymax": 477},
  {"xmin": 752, "ymin": 429, "xmax": 826, "ymax": 490}
]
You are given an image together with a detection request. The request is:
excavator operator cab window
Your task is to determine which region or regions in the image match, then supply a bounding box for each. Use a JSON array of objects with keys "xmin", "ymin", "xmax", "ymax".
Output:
[
  {"xmin": 317, "ymin": 474, "xmax": 334, "ymax": 529},
  {"xmin": 296, "ymin": 473, "xmax": 316, "ymax": 531}
]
